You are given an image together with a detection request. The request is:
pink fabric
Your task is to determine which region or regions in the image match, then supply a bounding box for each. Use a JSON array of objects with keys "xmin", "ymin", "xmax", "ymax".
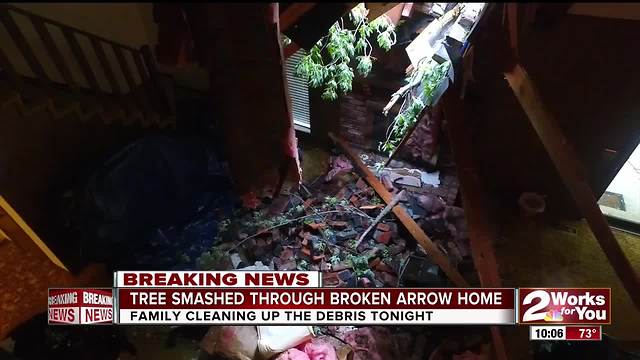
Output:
[
  {"xmin": 324, "ymin": 155, "xmax": 353, "ymax": 182},
  {"xmin": 275, "ymin": 340, "xmax": 338, "ymax": 360},
  {"xmin": 275, "ymin": 348, "xmax": 310, "ymax": 360},
  {"xmin": 302, "ymin": 342, "xmax": 338, "ymax": 360}
]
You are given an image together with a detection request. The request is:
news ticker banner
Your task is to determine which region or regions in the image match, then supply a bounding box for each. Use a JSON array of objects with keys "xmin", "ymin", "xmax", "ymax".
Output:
[{"xmin": 48, "ymin": 271, "xmax": 611, "ymax": 330}]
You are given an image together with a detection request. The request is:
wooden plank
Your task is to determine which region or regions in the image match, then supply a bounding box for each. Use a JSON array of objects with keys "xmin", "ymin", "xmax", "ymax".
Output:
[
  {"xmin": 280, "ymin": 3, "xmax": 316, "ymax": 31},
  {"xmin": 328, "ymin": 132, "xmax": 470, "ymax": 287},
  {"xmin": 90, "ymin": 38, "xmax": 121, "ymax": 95},
  {"xmin": 0, "ymin": 7, "xmax": 52, "ymax": 86},
  {"xmin": 505, "ymin": 64, "xmax": 640, "ymax": 310},
  {"xmin": 32, "ymin": 18, "xmax": 79, "ymax": 93},
  {"xmin": 0, "ymin": 196, "xmax": 68, "ymax": 271}
]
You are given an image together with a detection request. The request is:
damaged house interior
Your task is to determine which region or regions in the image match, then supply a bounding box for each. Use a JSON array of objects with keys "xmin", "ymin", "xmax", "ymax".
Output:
[{"xmin": 1, "ymin": 2, "xmax": 640, "ymax": 359}]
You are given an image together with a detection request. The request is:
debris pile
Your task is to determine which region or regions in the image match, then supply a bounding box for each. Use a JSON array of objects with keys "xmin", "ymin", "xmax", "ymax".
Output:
[{"xmin": 197, "ymin": 148, "xmax": 476, "ymax": 292}]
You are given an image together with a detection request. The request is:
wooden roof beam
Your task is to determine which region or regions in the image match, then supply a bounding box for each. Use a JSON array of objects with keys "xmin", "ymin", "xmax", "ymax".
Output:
[
  {"xmin": 505, "ymin": 64, "xmax": 640, "ymax": 310},
  {"xmin": 366, "ymin": 3, "xmax": 402, "ymax": 21},
  {"xmin": 280, "ymin": 3, "xmax": 317, "ymax": 31}
]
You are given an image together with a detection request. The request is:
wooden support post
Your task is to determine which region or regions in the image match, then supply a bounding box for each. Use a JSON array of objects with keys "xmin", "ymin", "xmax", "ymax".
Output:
[
  {"xmin": 442, "ymin": 89, "xmax": 508, "ymax": 360},
  {"xmin": 505, "ymin": 64, "xmax": 640, "ymax": 310},
  {"xmin": 329, "ymin": 132, "xmax": 470, "ymax": 287}
]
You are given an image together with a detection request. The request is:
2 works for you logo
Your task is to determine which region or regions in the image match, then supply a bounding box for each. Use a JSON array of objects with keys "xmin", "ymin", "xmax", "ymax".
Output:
[
  {"xmin": 518, "ymin": 288, "xmax": 610, "ymax": 325},
  {"xmin": 48, "ymin": 289, "xmax": 114, "ymax": 325}
]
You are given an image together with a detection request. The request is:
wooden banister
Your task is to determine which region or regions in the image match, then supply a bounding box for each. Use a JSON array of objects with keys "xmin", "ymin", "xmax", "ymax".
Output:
[
  {"xmin": 0, "ymin": 3, "xmax": 174, "ymax": 124},
  {"xmin": 32, "ymin": 18, "xmax": 79, "ymax": 94},
  {"xmin": 3, "ymin": 4, "xmax": 139, "ymax": 53}
]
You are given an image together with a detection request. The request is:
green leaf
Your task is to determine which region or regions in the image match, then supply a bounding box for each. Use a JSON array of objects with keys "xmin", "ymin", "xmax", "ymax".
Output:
[
  {"xmin": 377, "ymin": 31, "xmax": 392, "ymax": 51},
  {"xmin": 356, "ymin": 56, "xmax": 372, "ymax": 76},
  {"xmin": 322, "ymin": 87, "xmax": 338, "ymax": 101},
  {"xmin": 297, "ymin": 3, "xmax": 396, "ymax": 101},
  {"xmin": 355, "ymin": 37, "xmax": 367, "ymax": 53}
]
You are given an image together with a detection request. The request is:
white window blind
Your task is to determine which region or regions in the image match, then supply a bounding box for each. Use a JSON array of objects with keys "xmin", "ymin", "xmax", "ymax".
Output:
[{"xmin": 285, "ymin": 48, "xmax": 311, "ymax": 133}]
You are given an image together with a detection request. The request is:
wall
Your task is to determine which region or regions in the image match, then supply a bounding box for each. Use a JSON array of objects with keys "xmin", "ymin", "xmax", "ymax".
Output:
[{"xmin": 339, "ymin": 92, "xmax": 373, "ymax": 149}]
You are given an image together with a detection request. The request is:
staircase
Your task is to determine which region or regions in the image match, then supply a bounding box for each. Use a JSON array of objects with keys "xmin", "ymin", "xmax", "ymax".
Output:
[
  {"xmin": 0, "ymin": 4, "xmax": 175, "ymax": 128},
  {"xmin": 0, "ymin": 4, "xmax": 176, "ymax": 339}
]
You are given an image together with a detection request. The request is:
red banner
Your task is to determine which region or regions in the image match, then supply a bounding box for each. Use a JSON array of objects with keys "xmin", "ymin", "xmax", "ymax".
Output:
[{"xmin": 118, "ymin": 288, "xmax": 515, "ymax": 310}]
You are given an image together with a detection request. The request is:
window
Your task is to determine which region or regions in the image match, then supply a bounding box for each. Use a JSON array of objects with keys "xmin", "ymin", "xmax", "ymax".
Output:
[
  {"xmin": 285, "ymin": 48, "xmax": 311, "ymax": 133},
  {"xmin": 599, "ymin": 142, "xmax": 640, "ymax": 227}
]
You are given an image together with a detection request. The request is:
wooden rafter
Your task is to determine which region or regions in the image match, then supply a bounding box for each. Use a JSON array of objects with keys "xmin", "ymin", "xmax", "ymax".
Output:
[
  {"xmin": 0, "ymin": 196, "xmax": 68, "ymax": 271},
  {"xmin": 366, "ymin": 3, "xmax": 401, "ymax": 21},
  {"xmin": 280, "ymin": 3, "xmax": 317, "ymax": 31},
  {"xmin": 505, "ymin": 64, "xmax": 640, "ymax": 310}
]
